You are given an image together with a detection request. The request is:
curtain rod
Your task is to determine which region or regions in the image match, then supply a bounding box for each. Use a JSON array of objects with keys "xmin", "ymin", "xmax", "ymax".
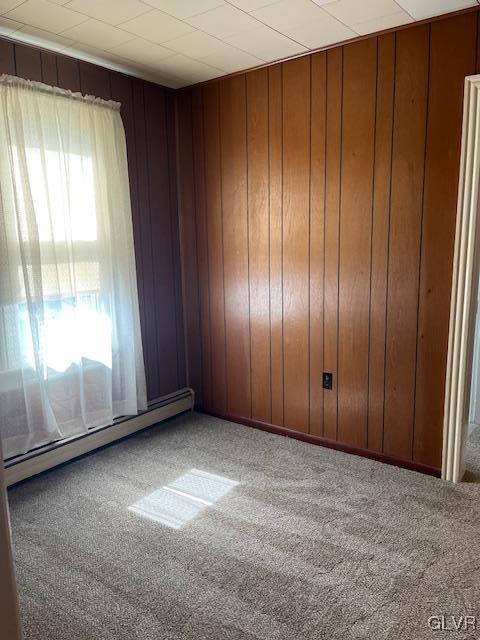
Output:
[{"xmin": 0, "ymin": 74, "xmax": 121, "ymax": 111}]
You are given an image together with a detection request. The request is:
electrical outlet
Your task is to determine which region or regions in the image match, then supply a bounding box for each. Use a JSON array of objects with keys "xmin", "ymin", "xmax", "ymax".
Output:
[{"xmin": 322, "ymin": 372, "xmax": 333, "ymax": 390}]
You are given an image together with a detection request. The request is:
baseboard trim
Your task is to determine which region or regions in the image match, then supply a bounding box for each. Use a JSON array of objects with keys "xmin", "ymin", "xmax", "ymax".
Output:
[
  {"xmin": 204, "ymin": 410, "xmax": 441, "ymax": 478},
  {"xmin": 5, "ymin": 389, "xmax": 194, "ymax": 487}
]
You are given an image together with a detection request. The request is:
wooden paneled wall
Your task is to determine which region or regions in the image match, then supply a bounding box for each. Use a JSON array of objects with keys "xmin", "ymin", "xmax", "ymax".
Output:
[
  {"xmin": 176, "ymin": 11, "xmax": 479, "ymax": 471},
  {"xmin": 0, "ymin": 38, "xmax": 186, "ymax": 402}
]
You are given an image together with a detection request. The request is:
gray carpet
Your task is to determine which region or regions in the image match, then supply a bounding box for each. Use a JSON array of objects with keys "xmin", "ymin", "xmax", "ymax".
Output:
[
  {"xmin": 464, "ymin": 424, "xmax": 480, "ymax": 483},
  {"xmin": 7, "ymin": 412, "xmax": 480, "ymax": 640}
]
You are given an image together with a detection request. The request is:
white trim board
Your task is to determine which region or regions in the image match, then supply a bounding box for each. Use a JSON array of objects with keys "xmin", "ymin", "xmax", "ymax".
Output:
[
  {"xmin": 4, "ymin": 388, "xmax": 194, "ymax": 487},
  {"xmin": 443, "ymin": 74, "xmax": 480, "ymax": 483}
]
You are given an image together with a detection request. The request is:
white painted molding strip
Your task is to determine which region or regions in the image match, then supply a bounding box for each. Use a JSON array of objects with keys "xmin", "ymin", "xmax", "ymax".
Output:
[
  {"xmin": 443, "ymin": 75, "xmax": 480, "ymax": 482},
  {"xmin": 4, "ymin": 388, "xmax": 194, "ymax": 487}
]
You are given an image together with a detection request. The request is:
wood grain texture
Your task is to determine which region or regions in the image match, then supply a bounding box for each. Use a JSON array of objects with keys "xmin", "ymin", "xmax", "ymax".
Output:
[
  {"xmin": 282, "ymin": 57, "xmax": 310, "ymax": 433},
  {"xmin": 145, "ymin": 84, "xmax": 179, "ymax": 396},
  {"xmin": 176, "ymin": 91, "xmax": 203, "ymax": 403},
  {"xmin": 79, "ymin": 62, "xmax": 110, "ymax": 100},
  {"xmin": 220, "ymin": 75, "xmax": 251, "ymax": 417},
  {"xmin": 0, "ymin": 40, "xmax": 15, "ymax": 75},
  {"xmin": 203, "ymin": 82, "xmax": 227, "ymax": 413},
  {"xmin": 40, "ymin": 52, "xmax": 57, "ymax": 86},
  {"xmin": 383, "ymin": 25, "xmax": 429, "ymax": 460},
  {"xmin": 56, "ymin": 56, "xmax": 80, "ymax": 92},
  {"xmin": 192, "ymin": 87, "xmax": 213, "ymax": 410},
  {"xmin": 166, "ymin": 93, "xmax": 186, "ymax": 391},
  {"xmin": 0, "ymin": 39, "xmax": 186, "ymax": 402},
  {"xmin": 309, "ymin": 52, "xmax": 326, "ymax": 437},
  {"xmin": 368, "ymin": 33, "xmax": 395, "ymax": 452},
  {"xmin": 14, "ymin": 44, "xmax": 42, "ymax": 81},
  {"xmin": 337, "ymin": 39, "xmax": 376, "ymax": 448},
  {"xmin": 172, "ymin": 12, "xmax": 478, "ymax": 471},
  {"xmin": 247, "ymin": 69, "xmax": 271, "ymax": 423},
  {"xmin": 323, "ymin": 47, "xmax": 342, "ymax": 441},
  {"xmin": 268, "ymin": 65, "xmax": 284, "ymax": 427},
  {"xmin": 414, "ymin": 13, "xmax": 477, "ymax": 467}
]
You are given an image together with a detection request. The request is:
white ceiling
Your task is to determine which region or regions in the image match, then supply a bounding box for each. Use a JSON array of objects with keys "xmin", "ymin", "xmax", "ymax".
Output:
[{"xmin": 0, "ymin": 0, "xmax": 478, "ymax": 88}]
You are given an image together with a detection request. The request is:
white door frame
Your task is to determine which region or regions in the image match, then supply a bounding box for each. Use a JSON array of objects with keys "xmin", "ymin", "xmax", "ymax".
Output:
[{"xmin": 443, "ymin": 74, "xmax": 480, "ymax": 483}]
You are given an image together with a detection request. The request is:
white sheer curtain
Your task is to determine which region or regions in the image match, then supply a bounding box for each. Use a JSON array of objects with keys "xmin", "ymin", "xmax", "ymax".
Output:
[{"xmin": 0, "ymin": 75, "xmax": 147, "ymax": 460}]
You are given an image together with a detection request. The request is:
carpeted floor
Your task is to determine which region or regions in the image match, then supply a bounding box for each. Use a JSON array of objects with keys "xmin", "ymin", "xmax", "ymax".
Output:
[
  {"xmin": 464, "ymin": 424, "xmax": 480, "ymax": 483},
  {"xmin": 7, "ymin": 412, "xmax": 480, "ymax": 640}
]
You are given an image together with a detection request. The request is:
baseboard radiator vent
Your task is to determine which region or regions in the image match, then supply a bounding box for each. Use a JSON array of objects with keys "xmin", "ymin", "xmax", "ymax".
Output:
[{"xmin": 4, "ymin": 387, "xmax": 194, "ymax": 487}]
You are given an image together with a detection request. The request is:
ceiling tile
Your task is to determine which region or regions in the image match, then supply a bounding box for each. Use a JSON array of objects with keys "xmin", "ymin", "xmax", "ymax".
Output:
[
  {"xmin": 97, "ymin": 50, "xmax": 184, "ymax": 85},
  {"xmin": 65, "ymin": 0, "xmax": 151, "ymax": 25},
  {"xmin": 0, "ymin": 15, "xmax": 22, "ymax": 34},
  {"xmin": 227, "ymin": 0, "xmax": 279, "ymax": 10},
  {"xmin": 155, "ymin": 53, "xmax": 223, "ymax": 81},
  {"xmin": 14, "ymin": 24, "xmax": 74, "ymax": 49},
  {"xmin": 164, "ymin": 30, "xmax": 231, "ymax": 57},
  {"xmin": 225, "ymin": 24, "xmax": 307, "ymax": 60},
  {"xmin": 323, "ymin": 0, "xmax": 403, "ymax": 24},
  {"xmin": 141, "ymin": 0, "xmax": 226, "ymax": 19},
  {"xmin": 288, "ymin": 16, "xmax": 356, "ymax": 48},
  {"xmin": 122, "ymin": 10, "xmax": 194, "ymax": 43},
  {"xmin": 0, "ymin": 0, "xmax": 23, "ymax": 12},
  {"xmin": 108, "ymin": 37, "xmax": 174, "ymax": 66},
  {"xmin": 61, "ymin": 19, "xmax": 136, "ymax": 49},
  {"xmin": 60, "ymin": 41, "xmax": 181, "ymax": 85},
  {"xmin": 251, "ymin": 0, "xmax": 330, "ymax": 30},
  {"xmin": 396, "ymin": 0, "xmax": 477, "ymax": 19},
  {"xmin": 253, "ymin": 0, "xmax": 356, "ymax": 48},
  {"xmin": 187, "ymin": 4, "xmax": 261, "ymax": 38},
  {"xmin": 6, "ymin": 0, "xmax": 87, "ymax": 32},
  {"xmin": 353, "ymin": 10, "xmax": 413, "ymax": 35},
  {"xmin": 3, "ymin": 0, "xmax": 477, "ymax": 90},
  {"xmin": 201, "ymin": 45, "xmax": 263, "ymax": 71}
]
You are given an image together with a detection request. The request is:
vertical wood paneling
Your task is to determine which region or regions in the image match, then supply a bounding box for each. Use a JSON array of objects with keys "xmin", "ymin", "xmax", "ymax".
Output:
[
  {"xmin": 192, "ymin": 87, "xmax": 212, "ymax": 410},
  {"xmin": 268, "ymin": 65, "xmax": 284, "ymax": 427},
  {"xmin": 79, "ymin": 62, "xmax": 110, "ymax": 99},
  {"xmin": 323, "ymin": 47, "xmax": 343, "ymax": 440},
  {"xmin": 40, "ymin": 52, "xmax": 57, "ymax": 85},
  {"xmin": 176, "ymin": 12, "xmax": 479, "ymax": 472},
  {"xmin": 5, "ymin": 11, "xmax": 472, "ymax": 470},
  {"xmin": 56, "ymin": 57, "xmax": 80, "ymax": 92},
  {"xmin": 14, "ymin": 44, "xmax": 42, "ymax": 81},
  {"xmin": 309, "ymin": 52, "xmax": 326, "ymax": 437},
  {"xmin": 144, "ymin": 84, "xmax": 178, "ymax": 396},
  {"xmin": 0, "ymin": 40, "xmax": 15, "ymax": 75},
  {"xmin": 247, "ymin": 69, "xmax": 271, "ymax": 423},
  {"xmin": 337, "ymin": 39, "xmax": 377, "ymax": 448},
  {"xmin": 414, "ymin": 14, "xmax": 477, "ymax": 467},
  {"xmin": 167, "ymin": 93, "xmax": 187, "ymax": 390},
  {"xmin": 177, "ymin": 13, "xmax": 478, "ymax": 467},
  {"xmin": 368, "ymin": 33, "xmax": 395, "ymax": 452},
  {"xmin": 203, "ymin": 82, "xmax": 227, "ymax": 413},
  {"xmin": 383, "ymin": 25, "xmax": 429, "ymax": 460},
  {"xmin": 132, "ymin": 80, "xmax": 160, "ymax": 400},
  {"xmin": 176, "ymin": 91, "xmax": 203, "ymax": 401},
  {"xmin": 220, "ymin": 75, "xmax": 251, "ymax": 417},
  {"xmin": 282, "ymin": 58, "xmax": 310, "ymax": 433}
]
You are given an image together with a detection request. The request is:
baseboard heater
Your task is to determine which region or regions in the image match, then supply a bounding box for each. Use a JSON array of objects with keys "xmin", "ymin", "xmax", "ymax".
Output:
[{"xmin": 4, "ymin": 387, "xmax": 194, "ymax": 487}]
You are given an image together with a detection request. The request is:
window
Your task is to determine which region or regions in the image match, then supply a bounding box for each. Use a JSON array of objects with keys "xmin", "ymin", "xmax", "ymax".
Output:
[{"xmin": 0, "ymin": 75, "xmax": 146, "ymax": 459}]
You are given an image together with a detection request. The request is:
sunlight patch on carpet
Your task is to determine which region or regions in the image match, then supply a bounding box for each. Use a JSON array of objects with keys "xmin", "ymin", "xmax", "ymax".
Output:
[{"xmin": 129, "ymin": 469, "xmax": 239, "ymax": 529}]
